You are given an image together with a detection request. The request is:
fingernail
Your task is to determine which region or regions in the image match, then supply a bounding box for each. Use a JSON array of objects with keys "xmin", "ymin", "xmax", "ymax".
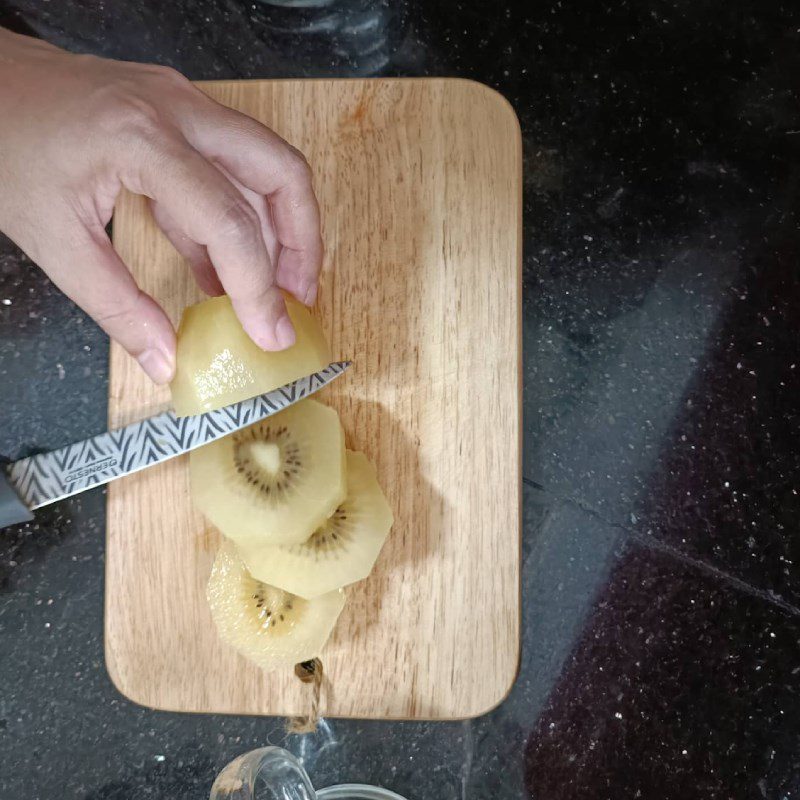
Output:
[
  {"xmin": 137, "ymin": 347, "xmax": 174, "ymax": 384},
  {"xmin": 275, "ymin": 314, "xmax": 296, "ymax": 349},
  {"xmin": 303, "ymin": 281, "xmax": 318, "ymax": 306}
]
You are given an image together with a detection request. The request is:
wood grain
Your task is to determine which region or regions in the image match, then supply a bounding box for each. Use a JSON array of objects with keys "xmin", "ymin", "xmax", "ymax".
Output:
[{"xmin": 106, "ymin": 78, "xmax": 522, "ymax": 720}]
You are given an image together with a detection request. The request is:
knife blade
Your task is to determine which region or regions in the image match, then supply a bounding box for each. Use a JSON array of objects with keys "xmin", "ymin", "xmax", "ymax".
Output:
[{"xmin": 0, "ymin": 360, "xmax": 350, "ymax": 527}]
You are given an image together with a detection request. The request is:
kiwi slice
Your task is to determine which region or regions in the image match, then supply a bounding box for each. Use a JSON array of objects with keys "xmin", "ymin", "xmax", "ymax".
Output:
[
  {"xmin": 190, "ymin": 399, "xmax": 346, "ymax": 546},
  {"xmin": 239, "ymin": 451, "xmax": 393, "ymax": 598},
  {"xmin": 207, "ymin": 541, "xmax": 345, "ymax": 671},
  {"xmin": 171, "ymin": 293, "xmax": 331, "ymax": 417}
]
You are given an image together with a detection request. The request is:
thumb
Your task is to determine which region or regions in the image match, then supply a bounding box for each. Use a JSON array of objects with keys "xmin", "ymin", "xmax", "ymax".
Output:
[{"xmin": 39, "ymin": 218, "xmax": 176, "ymax": 384}]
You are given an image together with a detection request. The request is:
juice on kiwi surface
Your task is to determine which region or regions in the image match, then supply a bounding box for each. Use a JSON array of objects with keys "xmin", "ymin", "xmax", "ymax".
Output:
[{"xmin": 171, "ymin": 294, "xmax": 330, "ymax": 416}]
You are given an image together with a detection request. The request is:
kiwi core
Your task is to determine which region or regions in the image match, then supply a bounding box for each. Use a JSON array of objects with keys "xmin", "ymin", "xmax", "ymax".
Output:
[
  {"xmin": 246, "ymin": 442, "xmax": 282, "ymax": 477},
  {"xmin": 231, "ymin": 423, "xmax": 303, "ymax": 498},
  {"xmin": 251, "ymin": 582, "xmax": 301, "ymax": 632}
]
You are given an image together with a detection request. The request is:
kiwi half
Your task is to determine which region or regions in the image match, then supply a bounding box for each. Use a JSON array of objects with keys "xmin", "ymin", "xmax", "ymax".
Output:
[
  {"xmin": 239, "ymin": 451, "xmax": 393, "ymax": 598},
  {"xmin": 190, "ymin": 399, "xmax": 346, "ymax": 546},
  {"xmin": 207, "ymin": 541, "xmax": 345, "ymax": 670},
  {"xmin": 171, "ymin": 293, "xmax": 331, "ymax": 417}
]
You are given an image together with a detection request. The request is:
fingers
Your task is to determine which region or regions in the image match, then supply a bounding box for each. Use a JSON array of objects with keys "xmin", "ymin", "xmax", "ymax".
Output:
[
  {"xmin": 180, "ymin": 102, "xmax": 323, "ymax": 306},
  {"xmin": 213, "ymin": 163, "xmax": 281, "ymax": 269},
  {"xmin": 120, "ymin": 132, "xmax": 294, "ymax": 350},
  {"xmin": 148, "ymin": 199, "xmax": 224, "ymax": 297},
  {"xmin": 40, "ymin": 215, "xmax": 176, "ymax": 384}
]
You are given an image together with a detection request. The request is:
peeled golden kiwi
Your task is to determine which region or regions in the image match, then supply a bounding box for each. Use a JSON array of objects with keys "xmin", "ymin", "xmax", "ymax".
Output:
[
  {"xmin": 171, "ymin": 293, "xmax": 331, "ymax": 417},
  {"xmin": 190, "ymin": 398, "xmax": 346, "ymax": 546},
  {"xmin": 207, "ymin": 541, "xmax": 345, "ymax": 670},
  {"xmin": 239, "ymin": 451, "xmax": 393, "ymax": 598}
]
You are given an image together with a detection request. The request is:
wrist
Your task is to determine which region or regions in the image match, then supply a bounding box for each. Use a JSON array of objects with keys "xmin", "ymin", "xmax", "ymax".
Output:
[{"xmin": 0, "ymin": 27, "xmax": 64, "ymax": 65}]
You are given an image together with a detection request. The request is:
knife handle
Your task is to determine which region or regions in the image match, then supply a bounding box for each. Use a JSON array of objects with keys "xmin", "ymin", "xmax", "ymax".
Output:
[{"xmin": 0, "ymin": 465, "xmax": 34, "ymax": 529}]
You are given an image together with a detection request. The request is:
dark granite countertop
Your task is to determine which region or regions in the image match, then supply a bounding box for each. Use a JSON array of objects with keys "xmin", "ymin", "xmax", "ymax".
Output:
[{"xmin": 2, "ymin": 1, "xmax": 799, "ymax": 798}]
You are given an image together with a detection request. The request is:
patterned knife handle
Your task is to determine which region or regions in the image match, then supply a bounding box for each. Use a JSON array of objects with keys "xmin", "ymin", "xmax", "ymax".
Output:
[{"xmin": 0, "ymin": 465, "xmax": 34, "ymax": 529}]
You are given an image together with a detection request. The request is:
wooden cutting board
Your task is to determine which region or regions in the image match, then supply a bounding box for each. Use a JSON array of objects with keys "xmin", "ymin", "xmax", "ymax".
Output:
[{"xmin": 106, "ymin": 78, "xmax": 521, "ymax": 720}]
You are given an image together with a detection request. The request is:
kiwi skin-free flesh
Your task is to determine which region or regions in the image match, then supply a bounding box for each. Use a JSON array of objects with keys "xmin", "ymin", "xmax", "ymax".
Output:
[
  {"xmin": 177, "ymin": 296, "xmax": 378, "ymax": 671},
  {"xmin": 238, "ymin": 451, "xmax": 394, "ymax": 599},
  {"xmin": 190, "ymin": 398, "xmax": 347, "ymax": 547},
  {"xmin": 207, "ymin": 541, "xmax": 346, "ymax": 670},
  {"xmin": 170, "ymin": 293, "xmax": 331, "ymax": 417}
]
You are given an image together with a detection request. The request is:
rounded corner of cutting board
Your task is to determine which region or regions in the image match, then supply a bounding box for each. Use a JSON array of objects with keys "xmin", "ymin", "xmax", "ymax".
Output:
[
  {"xmin": 448, "ymin": 645, "xmax": 522, "ymax": 721},
  {"xmin": 436, "ymin": 77, "xmax": 522, "ymax": 140},
  {"xmin": 104, "ymin": 643, "xmax": 163, "ymax": 713},
  {"xmin": 485, "ymin": 656, "xmax": 523, "ymax": 718}
]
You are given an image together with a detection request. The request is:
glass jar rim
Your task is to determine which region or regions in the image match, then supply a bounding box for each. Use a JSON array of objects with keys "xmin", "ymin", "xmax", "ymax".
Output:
[{"xmin": 317, "ymin": 785, "xmax": 408, "ymax": 800}]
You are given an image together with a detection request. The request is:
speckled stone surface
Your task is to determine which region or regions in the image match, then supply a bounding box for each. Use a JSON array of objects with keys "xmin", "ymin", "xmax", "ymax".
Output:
[{"xmin": 2, "ymin": 1, "xmax": 800, "ymax": 798}]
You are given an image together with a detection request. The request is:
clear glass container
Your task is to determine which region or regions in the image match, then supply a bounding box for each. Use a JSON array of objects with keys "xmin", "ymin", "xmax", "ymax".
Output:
[
  {"xmin": 251, "ymin": 0, "xmax": 407, "ymax": 77},
  {"xmin": 210, "ymin": 746, "xmax": 408, "ymax": 800}
]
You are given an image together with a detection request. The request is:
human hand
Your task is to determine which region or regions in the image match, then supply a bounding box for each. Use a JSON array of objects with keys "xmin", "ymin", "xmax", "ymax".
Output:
[{"xmin": 0, "ymin": 29, "xmax": 323, "ymax": 383}]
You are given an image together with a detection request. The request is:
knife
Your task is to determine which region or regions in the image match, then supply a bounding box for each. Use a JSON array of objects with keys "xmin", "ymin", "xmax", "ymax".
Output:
[{"xmin": 0, "ymin": 360, "xmax": 351, "ymax": 530}]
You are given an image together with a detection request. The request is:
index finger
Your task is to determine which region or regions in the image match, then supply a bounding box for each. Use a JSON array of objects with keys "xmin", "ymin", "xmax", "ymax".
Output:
[
  {"xmin": 180, "ymin": 100, "xmax": 324, "ymax": 306},
  {"xmin": 119, "ymin": 131, "xmax": 295, "ymax": 350}
]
